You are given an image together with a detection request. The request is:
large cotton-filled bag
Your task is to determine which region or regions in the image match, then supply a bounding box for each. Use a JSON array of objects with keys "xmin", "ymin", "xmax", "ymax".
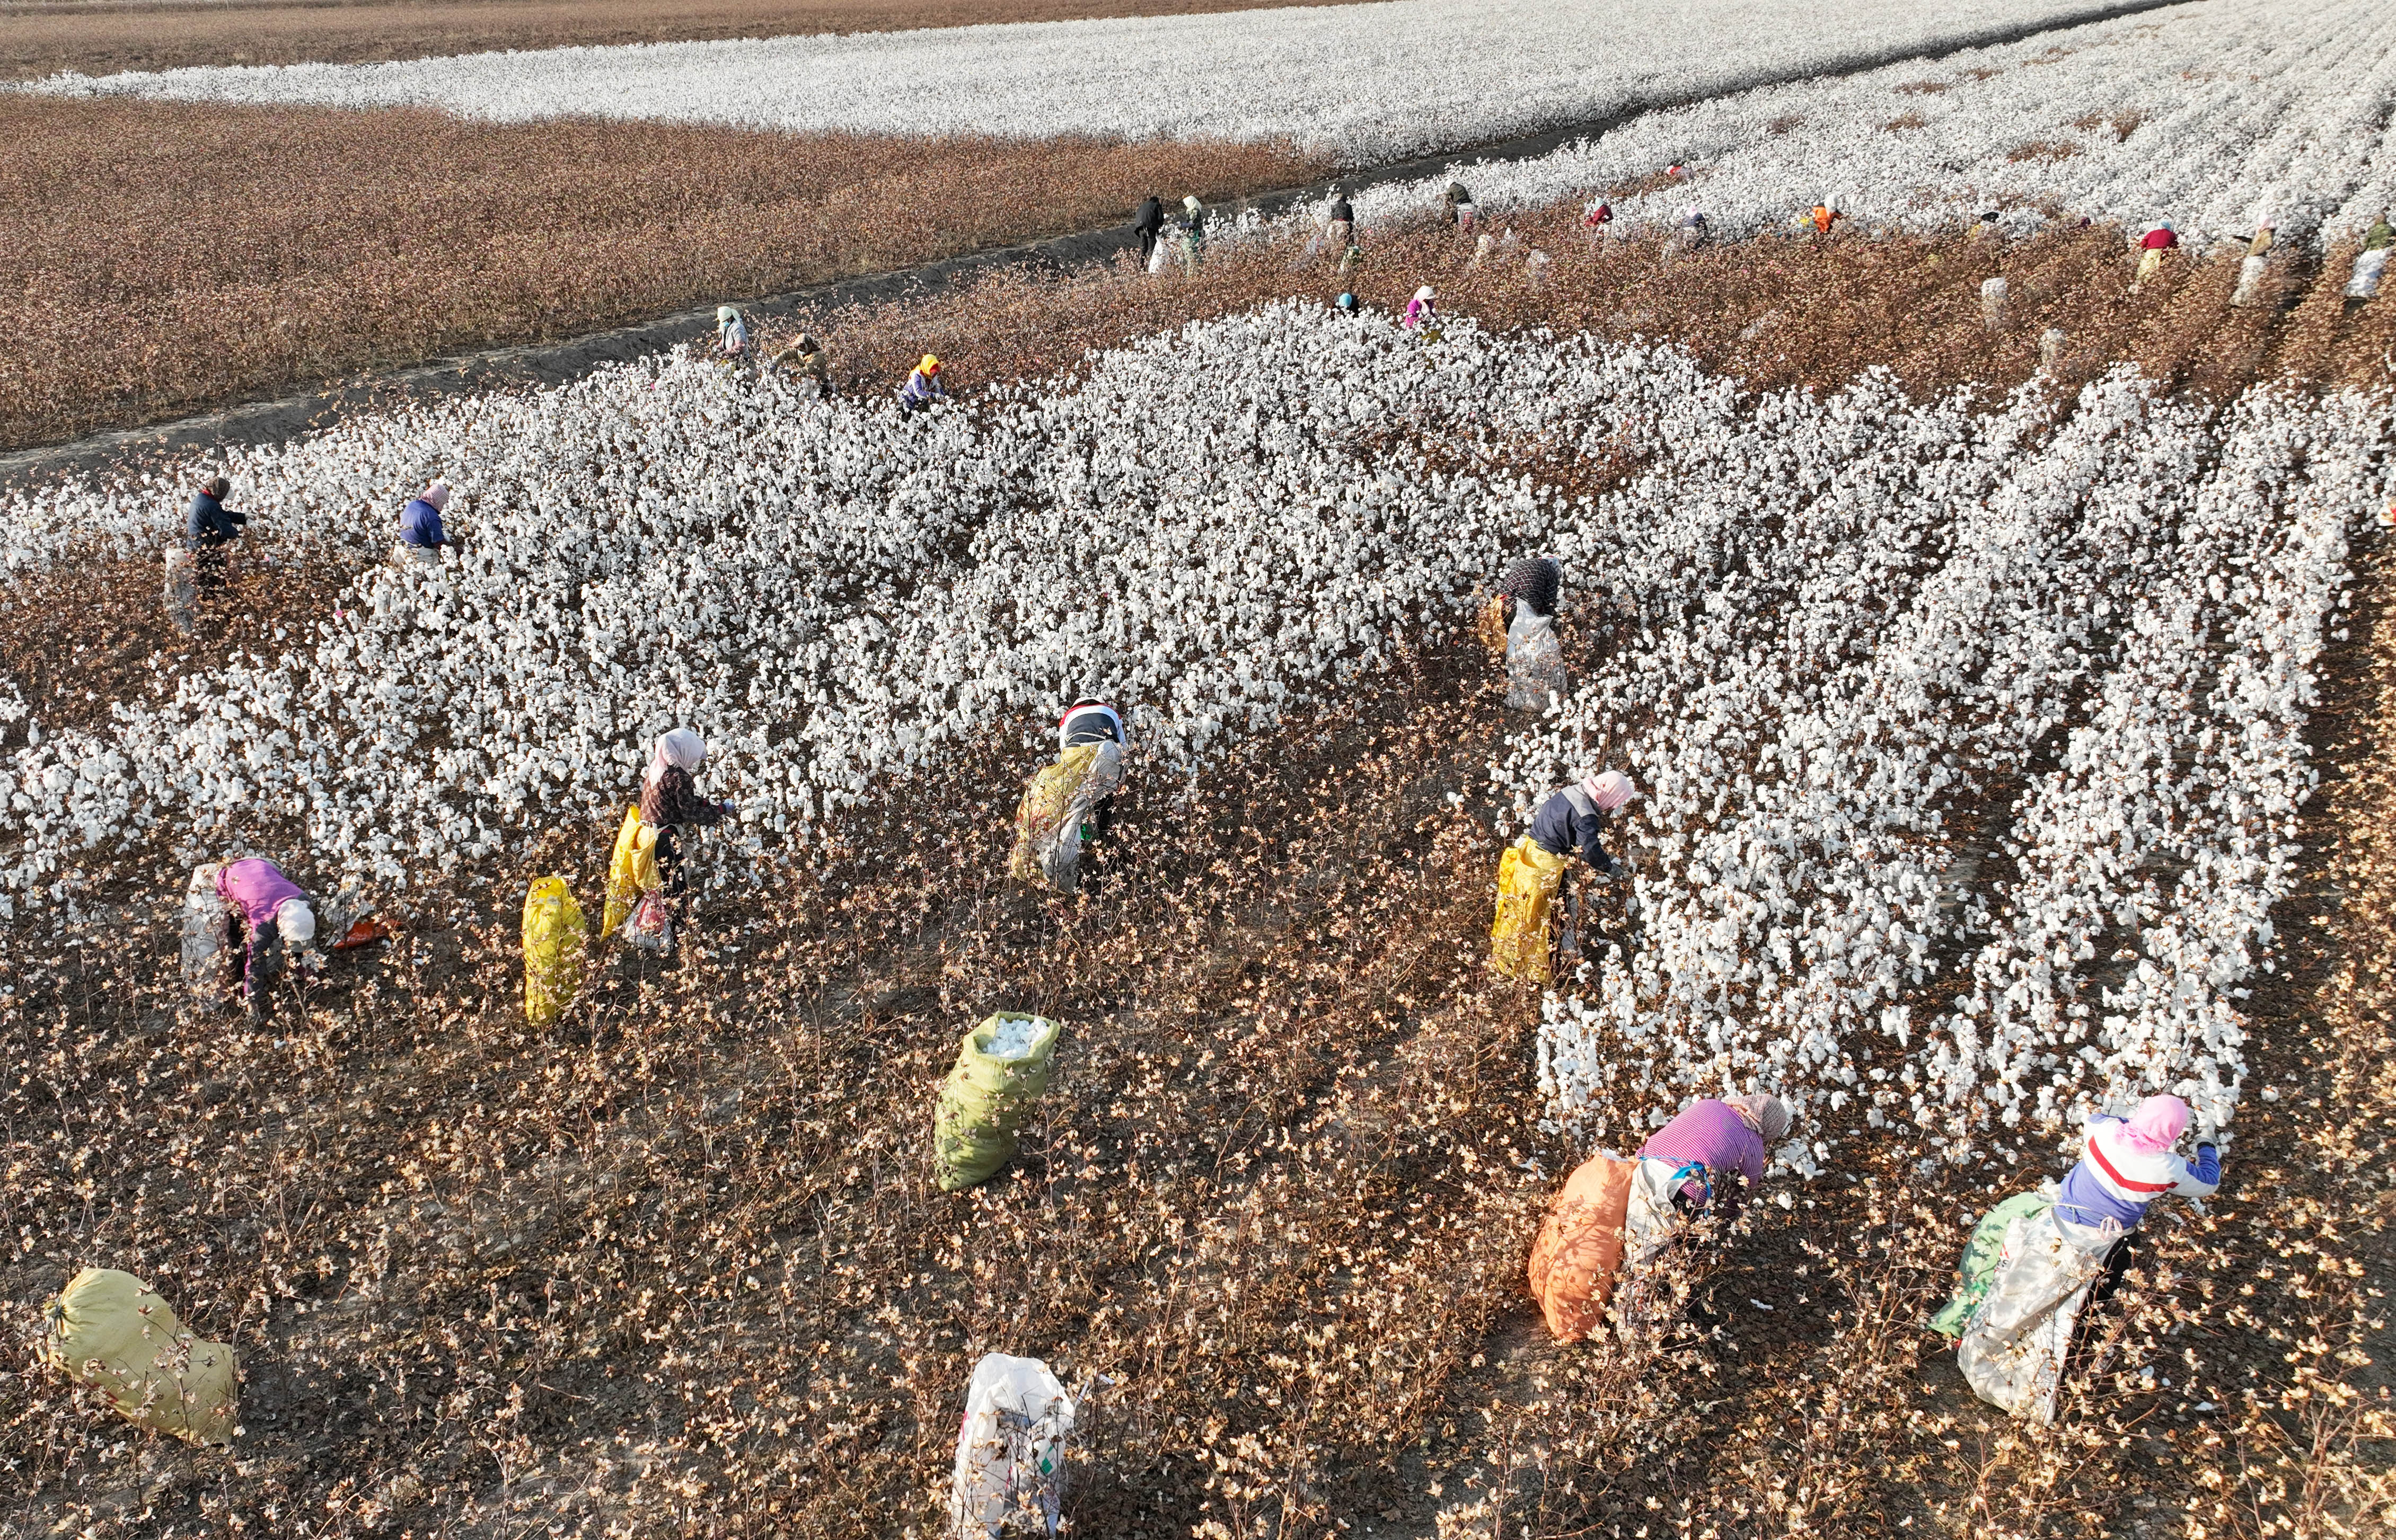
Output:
[
  {"xmin": 1527, "ymin": 1154, "xmax": 1701, "ymax": 1341},
  {"xmin": 179, "ymin": 864, "xmax": 228, "ymax": 1006},
  {"xmin": 1955, "ymin": 1206, "xmax": 2117, "ymax": 1424},
  {"xmin": 41, "ymin": 1268, "xmax": 237, "ymax": 1445},
  {"xmin": 933, "ymin": 1014, "xmax": 1060, "ymax": 1192},
  {"xmin": 1927, "ymin": 1190, "xmax": 2054, "ymax": 1338},
  {"xmin": 1488, "ymin": 837, "xmax": 1567, "ymax": 982},
  {"xmin": 522, "ymin": 875, "xmax": 586, "ymax": 1025},
  {"xmin": 601, "ymin": 807, "xmax": 661, "ymax": 937},
  {"xmin": 1008, "ymin": 744, "xmax": 1122, "ymax": 894},
  {"xmin": 949, "ymin": 1353, "xmax": 1076, "ymax": 1538}
]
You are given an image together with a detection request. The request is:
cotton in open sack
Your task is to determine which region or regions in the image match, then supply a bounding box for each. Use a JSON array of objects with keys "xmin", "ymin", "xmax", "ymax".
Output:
[
  {"xmin": 1955, "ymin": 1206, "xmax": 2117, "ymax": 1424},
  {"xmin": 1526, "ymin": 1154, "xmax": 1696, "ymax": 1341},
  {"xmin": 41, "ymin": 1268, "xmax": 237, "ymax": 1445},
  {"xmin": 949, "ymin": 1353, "xmax": 1076, "ymax": 1538},
  {"xmin": 1008, "ymin": 743, "xmax": 1122, "ymax": 894},
  {"xmin": 601, "ymin": 807, "xmax": 662, "ymax": 937},
  {"xmin": 933, "ymin": 1014, "xmax": 1060, "ymax": 1192},
  {"xmin": 1504, "ymin": 608, "xmax": 1565, "ymax": 710},
  {"xmin": 522, "ymin": 875, "xmax": 586, "ymax": 1025},
  {"xmin": 1488, "ymin": 837, "xmax": 1566, "ymax": 983}
]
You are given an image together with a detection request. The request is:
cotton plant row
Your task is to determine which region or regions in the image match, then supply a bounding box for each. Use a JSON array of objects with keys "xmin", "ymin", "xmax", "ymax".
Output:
[
  {"xmin": 16, "ymin": 0, "xmax": 2141, "ymax": 167},
  {"xmin": 1309, "ymin": 0, "xmax": 2396, "ymax": 251},
  {"xmin": 1518, "ymin": 375, "xmax": 2389, "ymax": 1169},
  {"xmin": 0, "ymin": 307, "xmax": 1699, "ymax": 913}
]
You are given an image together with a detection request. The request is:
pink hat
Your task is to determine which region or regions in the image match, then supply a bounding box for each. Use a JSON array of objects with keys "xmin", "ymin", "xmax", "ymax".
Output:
[
  {"xmin": 1581, "ymin": 770, "xmax": 1636, "ymax": 810},
  {"xmin": 2119, "ymin": 1093, "xmax": 2190, "ymax": 1153},
  {"xmin": 421, "ymin": 479, "xmax": 452, "ymax": 511}
]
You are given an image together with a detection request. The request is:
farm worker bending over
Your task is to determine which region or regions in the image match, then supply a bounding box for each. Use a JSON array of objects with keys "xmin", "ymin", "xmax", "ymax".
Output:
[
  {"xmin": 1402, "ymin": 286, "xmax": 1438, "ymax": 330},
  {"xmin": 1485, "ymin": 557, "xmax": 1567, "ymax": 707},
  {"xmin": 2351, "ymin": 213, "xmax": 2394, "ymax": 307},
  {"xmin": 1489, "ymin": 771, "xmax": 1636, "ymax": 983},
  {"xmin": 2134, "ymin": 221, "xmax": 2178, "ymax": 287},
  {"xmin": 716, "ymin": 305, "xmax": 749, "ymax": 361},
  {"xmin": 773, "ymin": 333, "xmax": 830, "ymax": 393},
  {"xmin": 900, "ymin": 355, "xmax": 946, "ymax": 415},
  {"xmin": 397, "ymin": 479, "xmax": 457, "ymax": 565},
  {"xmin": 1326, "ymin": 186, "xmax": 1355, "ymax": 252},
  {"xmin": 1810, "ymin": 200, "xmax": 1842, "ymax": 236},
  {"xmin": 639, "ymin": 728, "xmax": 733, "ymax": 920},
  {"xmin": 1583, "ymin": 200, "xmax": 1611, "ymax": 231},
  {"xmin": 1443, "ymin": 181, "xmax": 1473, "ymax": 228},
  {"xmin": 1933, "ymin": 1093, "xmax": 2221, "ymax": 1423},
  {"xmin": 215, "ymin": 858, "xmax": 314, "ymax": 1021},
  {"xmin": 1642, "ymin": 1093, "xmax": 1792, "ymax": 1219},
  {"xmin": 1334, "ymin": 291, "xmax": 1360, "ymax": 316},
  {"xmin": 1132, "ymin": 194, "xmax": 1166, "ymax": 267},
  {"xmin": 184, "ymin": 474, "xmax": 248, "ymax": 589},
  {"xmin": 1179, "ymin": 196, "xmax": 1208, "ymax": 271}
]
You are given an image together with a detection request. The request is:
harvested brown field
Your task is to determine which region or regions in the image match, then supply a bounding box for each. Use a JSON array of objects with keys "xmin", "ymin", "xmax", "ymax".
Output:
[
  {"xmin": 0, "ymin": 0, "xmax": 1386, "ymax": 80},
  {"xmin": 0, "ymin": 94, "xmax": 1323, "ymax": 452}
]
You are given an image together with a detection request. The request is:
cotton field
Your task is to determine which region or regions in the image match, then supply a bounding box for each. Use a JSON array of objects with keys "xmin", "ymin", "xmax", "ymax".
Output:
[
  {"xmin": 16, "ymin": 0, "xmax": 2136, "ymax": 163},
  {"xmin": 3, "ymin": 303, "xmax": 2386, "ymax": 1167},
  {"xmin": 1326, "ymin": 0, "xmax": 2396, "ymax": 249}
]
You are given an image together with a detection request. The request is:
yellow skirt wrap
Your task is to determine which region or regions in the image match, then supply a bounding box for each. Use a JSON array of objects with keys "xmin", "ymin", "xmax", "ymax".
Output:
[
  {"xmin": 1489, "ymin": 836, "xmax": 1567, "ymax": 983},
  {"xmin": 523, "ymin": 875, "xmax": 587, "ymax": 1025},
  {"xmin": 602, "ymin": 806, "xmax": 662, "ymax": 938}
]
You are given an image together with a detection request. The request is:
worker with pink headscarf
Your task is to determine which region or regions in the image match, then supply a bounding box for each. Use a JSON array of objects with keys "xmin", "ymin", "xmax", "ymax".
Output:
[
  {"xmin": 1527, "ymin": 769, "xmax": 1637, "ymax": 880},
  {"xmin": 2055, "ymin": 1093, "xmax": 2219, "ymax": 1235}
]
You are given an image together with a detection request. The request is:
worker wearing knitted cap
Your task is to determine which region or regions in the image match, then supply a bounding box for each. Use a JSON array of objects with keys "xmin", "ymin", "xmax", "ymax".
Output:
[
  {"xmin": 899, "ymin": 355, "xmax": 947, "ymax": 415},
  {"xmin": 639, "ymin": 727, "xmax": 734, "ymax": 923},
  {"xmin": 1642, "ymin": 1092, "xmax": 1793, "ymax": 1218},
  {"xmin": 1527, "ymin": 770, "xmax": 1636, "ymax": 880},
  {"xmin": 213, "ymin": 857, "xmax": 315, "ymax": 1021}
]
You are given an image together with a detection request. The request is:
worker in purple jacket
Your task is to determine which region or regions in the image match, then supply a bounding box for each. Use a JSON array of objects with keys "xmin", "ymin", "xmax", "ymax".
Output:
[
  {"xmin": 1641, "ymin": 1092, "xmax": 1792, "ymax": 1218},
  {"xmin": 214, "ymin": 857, "xmax": 316, "ymax": 1019}
]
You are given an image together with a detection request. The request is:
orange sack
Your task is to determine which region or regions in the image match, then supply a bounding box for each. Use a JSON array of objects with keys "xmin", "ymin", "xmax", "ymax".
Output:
[{"xmin": 1526, "ymin": 1153, "xmax": 1639, "ymax": 1341}]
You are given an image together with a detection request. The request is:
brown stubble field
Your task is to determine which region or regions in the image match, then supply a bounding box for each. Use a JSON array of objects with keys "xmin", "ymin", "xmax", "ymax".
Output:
[
  {"xmin": 0, "ymin": 0, "xmax": 1386, "ymax": 79},
  {"xmin": 2, "ymin": 219, "xmax": 2393, "ymax": 1535},
  {"xmin": 0, "ymin": 93, "xmax": 1325, "ymax": 453}
]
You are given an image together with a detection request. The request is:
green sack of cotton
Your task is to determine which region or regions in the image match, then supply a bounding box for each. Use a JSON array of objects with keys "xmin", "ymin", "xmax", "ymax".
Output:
[{"xmin": 933, "ymin": 1014, "xmax": 1060, "ymax": 1192}]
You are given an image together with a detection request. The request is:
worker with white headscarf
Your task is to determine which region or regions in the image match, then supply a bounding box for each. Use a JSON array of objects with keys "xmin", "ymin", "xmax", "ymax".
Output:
[
  {"xmin": 1491, "ymin": 771, "xmax": 1637, "ymax": 982},
  {"xmin": 213, "ymin": 857, "xmax": 316, "ymax": 1021},
  {"xmin": 1403, "ymin": 285, "xmax": 1439, "ymax": 330},
  {"xmin": 638, "ymin": 728, "xmax": 733, "ymax": 914},
  {"xmin": 716, "ymin": 305, "xmax": 750, "ymax": 361}
]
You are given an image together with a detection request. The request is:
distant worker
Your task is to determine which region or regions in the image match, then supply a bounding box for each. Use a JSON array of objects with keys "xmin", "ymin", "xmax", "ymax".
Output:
[
  {"xmin": 2231, "ymin": 219, "xmax": 2276, "ymax": 307},
  {"xmin": 1010, "ymin": 697, "xmax": 1130, "ymax": 893},
  {"xmin": 1334, "ymin": 291, "xmax": 1360, "ymax": 316},
  {"xmin": 1810, "ymin": 199, "xmax": 1842, "ymax": 236},
  {"xmin": 773, "ymin": 332, "xmax": 831, "ymax": 394},
  {"xmin": 716, "ymin": 305, "xmax": 750, "ymax": 363},
  {"xmin": 1969, "ymin": 209, "xmax": 2001, "ymax": 241},
  {"xmin": 2134, "ymin": 220, "xmax": 2178, "ymax": 288},
  {"xmin": 1642, "ymin": 1093, "xmax": 1792, "ymax": 1218},
  {"xmin": 1402, "ymin": 285, "xmax": 1438, "ymax": 330},
  {"xmin": 213, "ymin": 857, "xmax": 315, "ymax": 1021},
  {"xmin": 1485, "ymin": 556, "xmax": 1566, "ymax": 707},
  {"xmin": 1583, "ymin": 200, "xmax": 1612, "ymax": 231},
  {"xmin": 397, "ymin": 479, "xmax": 457, "ymax": 565},
  {"xmin": 1326, "ymin": 185, "xmax": 1355, "ymax": 252},
  {"xmin": 900, "ymin": 355, "xmax": 947, "ymax": 415},
  {"xmin": 1489, "ymin": 770, "xmax": 1636, "ymax": 983},
  {"xmin": 183, "ymin": 473, "xmax": 248, "ymax": 590},
  {"xmin": 1444, "ymin": 181, "xmax": 1475, "ymax": 230},
  {"xmin": 639, "ymin": 727, "xmax": 733, "ymax": 928},
  {"xmin": 1132, "ymin": 194, "xmax": 1166, "ymax": 268},
  {"xmin": 1179, "ymin": 196, "xmax": 1209, "ymax": 272}
]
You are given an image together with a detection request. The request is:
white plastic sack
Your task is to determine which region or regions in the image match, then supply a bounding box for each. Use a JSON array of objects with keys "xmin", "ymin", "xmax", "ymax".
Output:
[
  {"xmin": 2230, "ymin": 253, "xmax": 2269, "ymax": 307},
  {"xmin": 1980, "ymin": 276, "xmax": 2008, "ymax": 329},
  {"xmin": 1955, "ymin": 1207, "xmax": 2116, "ymax": 1424},
  {"xmin": 2349, "ymin": 247, "xmax": 2390, "ymax": 300},
  {"xmin": 949, "ymin": 1353, "xmax": 1076, "ymax": 1539},
  {"xmin": 392, "ymin": 542, "xmax": 437, "ymax": 569},
  {"xmin": 1505, "ymin": 610, "xmax": 1566, "ymax": 710},
  {"xmin": 162, "ymin": 548, "xmax": 196, "ymax": 636},
  {"xmin": 180, "ymin": 864, "xmax": 228, "ymax": 1005},
  {"xmin": 1146, "ymin": 242, "xmax": 1169, "ymax": 276},
  {"xmin": 1607, "ymin": 1155, "xmax": 1704, "ymax": 1332}
]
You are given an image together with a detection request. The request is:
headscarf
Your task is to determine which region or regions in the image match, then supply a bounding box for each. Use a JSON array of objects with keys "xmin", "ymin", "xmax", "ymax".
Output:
[
  {"xmin": 1581, "ymin": 769, "xmax": 1636, "ymax": 811},
  {"xmin": 2120, "ymin": 1093, "xmax": 2190, "ymax": 1152},
  {"xmin": 275, "ymin": 899, "xmax": 316, "ymax": 946},
  {"xmin": 1413, "ymin": 285, "xmax": 1435, "ymax": 302},
  {"xmin": 1729, "ymin": 1093, "xmax": 1791, "ymax": 1143},
  {"xmin": 646, "ymin": 727, "xmax": 706, "ymax": 788},
  {"xmin": 717, "ymin": 305, "xmax": 739, "ymax": 324},
  {"xmin": 1500, "ymin": 557, "xmax": 1562, "ymax": 617},
  {"xmin": 920, "ymin": 355, "xmax": 940, "ymax": 375},
  {"xmin": 1184, "ymin": 195, "xmax": 1202, "ymax": 212},
  {"xmin": 421, "ymin": 479, "xmax": 452, "ymax": 511}
]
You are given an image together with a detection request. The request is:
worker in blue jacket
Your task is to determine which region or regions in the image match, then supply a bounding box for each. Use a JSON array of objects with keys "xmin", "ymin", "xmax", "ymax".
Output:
[
  {"xmin": 184, "ymin": 474, "xmax": 247, "ymax": 588},
  {"xmin": 397, "ymin": 479, "xmax": 460, "ymax": 562}
]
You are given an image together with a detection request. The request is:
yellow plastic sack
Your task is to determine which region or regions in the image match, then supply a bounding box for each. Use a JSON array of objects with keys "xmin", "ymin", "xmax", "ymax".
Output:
[
  {"xmin": 1009, "ymin": 745, "xmax": 1101, "ymax": 886},
  {"xmin": 522, "ymin": 875, "xmax": 586, "ymax": 1025},
  {"xmin": 601, "ymin": 806, "xmax": 662, "ymax": 938},
  {"xmin": 41, "ymin": 1268, "xmax": 237, "ymax": 1445},
  {"xmin": 933, "ymin": 1014, "xmax": 1061, "ymax": 1191},
  {"xmin": 1488, "ymin": 836, "xmax": 1567, "ymax": 983},
  {"xmin": 1474, "ymin": 594, "xmax": 1511, "ymax": 658}
]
